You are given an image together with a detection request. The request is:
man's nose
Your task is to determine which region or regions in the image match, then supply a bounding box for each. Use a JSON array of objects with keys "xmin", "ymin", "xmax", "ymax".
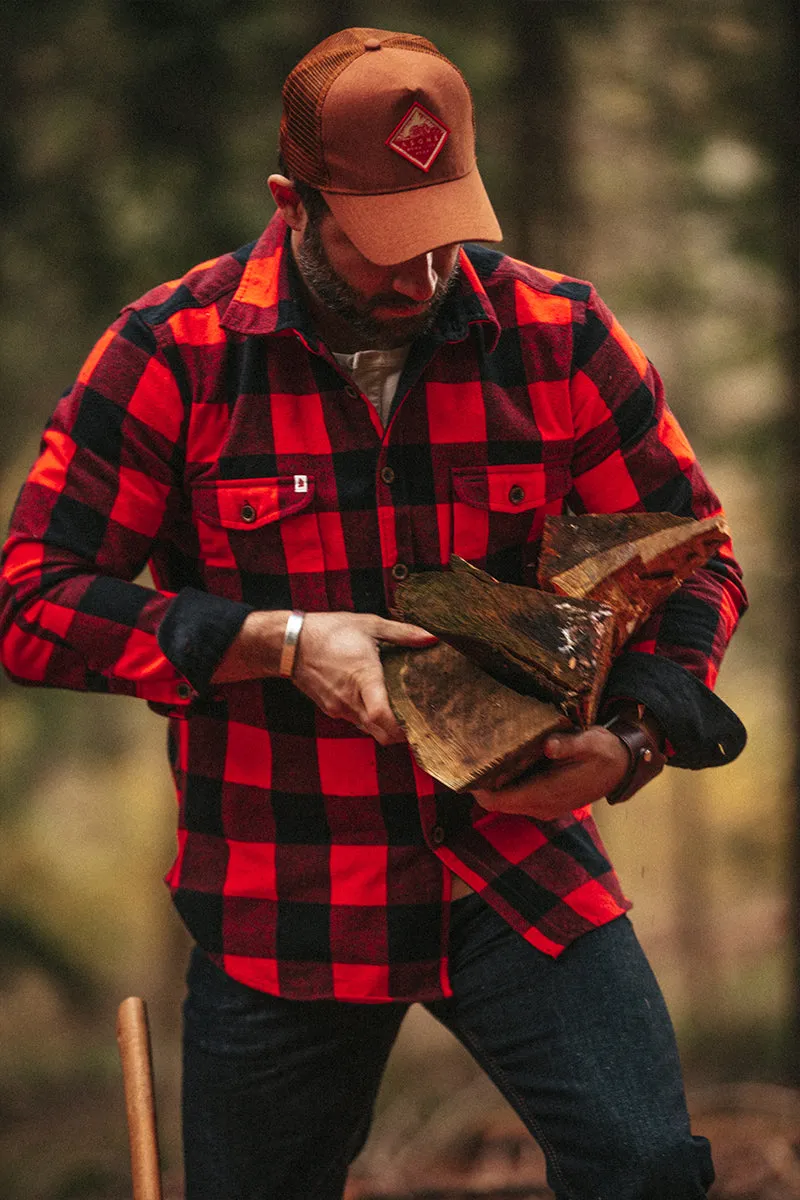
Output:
[{"xmin": 392, "ymin": 252, "xmax": 437, "ymax": 303}]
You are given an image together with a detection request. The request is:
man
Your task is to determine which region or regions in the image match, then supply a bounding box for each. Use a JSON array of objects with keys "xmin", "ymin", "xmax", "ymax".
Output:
[{"xmin": 0, "ymin": 27, "xmax": 747, "ymax": 1200}]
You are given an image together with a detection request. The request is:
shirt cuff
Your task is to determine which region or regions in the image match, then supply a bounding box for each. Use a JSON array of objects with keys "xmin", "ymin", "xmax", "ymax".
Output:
[
  {"xmin": 156, "ymin": 587, "xmax": 253, "ymax": 695},
  {"xmin": 600, "ymin": 651, "xmax": 746, "ymax": 770}
]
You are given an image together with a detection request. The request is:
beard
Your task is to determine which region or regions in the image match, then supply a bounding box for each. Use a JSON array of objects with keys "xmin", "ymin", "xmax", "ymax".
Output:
[{"xmin": 294, "ymin": 219, "xmax": 460, "ymax": 350}]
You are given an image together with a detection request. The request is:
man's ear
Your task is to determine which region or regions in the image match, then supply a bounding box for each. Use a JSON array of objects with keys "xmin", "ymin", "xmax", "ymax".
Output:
[{"xmin": 268, "ymin": 174, "xmax": 306, "ymax": 232}]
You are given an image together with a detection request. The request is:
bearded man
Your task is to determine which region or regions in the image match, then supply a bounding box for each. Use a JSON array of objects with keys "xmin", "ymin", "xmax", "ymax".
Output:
[{"xmin": 0, "ymin": 28, "xmax": 747, "ymax": 1200}]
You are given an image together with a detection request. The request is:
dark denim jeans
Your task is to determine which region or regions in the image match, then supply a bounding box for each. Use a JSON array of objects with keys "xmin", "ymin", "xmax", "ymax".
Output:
[{"xmin": 182, "ymin": 898, "xmax": 714, "ymax": 1200}]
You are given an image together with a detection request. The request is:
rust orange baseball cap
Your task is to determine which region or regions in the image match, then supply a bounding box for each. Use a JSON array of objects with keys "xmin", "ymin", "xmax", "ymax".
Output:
[{"xmin": 279, "ymin": 28, "xmax": 502, "ymax": 265}]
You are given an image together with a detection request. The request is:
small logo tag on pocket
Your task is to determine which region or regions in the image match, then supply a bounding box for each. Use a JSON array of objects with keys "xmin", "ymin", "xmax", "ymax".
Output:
[{"xmin": 294, "ymin": 474, "xmax": 308, "ymax": 493}]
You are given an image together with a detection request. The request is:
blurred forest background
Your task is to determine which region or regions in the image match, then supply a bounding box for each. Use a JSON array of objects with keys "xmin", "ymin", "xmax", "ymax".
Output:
[{"xmin": 1, "ymin": 1, "xmax": 798, "ymax": 1197}]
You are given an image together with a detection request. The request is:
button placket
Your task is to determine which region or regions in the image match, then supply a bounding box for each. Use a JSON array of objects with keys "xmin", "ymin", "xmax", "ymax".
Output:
[{"xmin": 377, "ymin": 429, "xmax": 414, "ymax": 606}]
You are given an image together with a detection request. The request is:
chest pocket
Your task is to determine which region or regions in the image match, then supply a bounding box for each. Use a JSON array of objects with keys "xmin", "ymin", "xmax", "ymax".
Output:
[
  {"xmin": 191, "ymin": 476, "xmax": 323, "ymax": 577},
  {"xmin": 450, "ymin": 463, "xmax": 570, "ymax": 570}
]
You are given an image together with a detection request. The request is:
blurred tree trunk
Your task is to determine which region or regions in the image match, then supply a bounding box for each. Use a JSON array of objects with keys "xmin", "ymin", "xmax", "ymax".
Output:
[
  {"xmin": 505, "ymin": 0, "xmax": 592, "ymax": 271},
  {"xmin": 118, "ymin": 4, "xmax": 233, "ymax": 263},
  {"xmin": 781, "ymin": 0, "xmax": 800, "ymax": 1086},
  {"xmin": 312, "ymin": 0, "xmax": 359, "ymax": 41}
]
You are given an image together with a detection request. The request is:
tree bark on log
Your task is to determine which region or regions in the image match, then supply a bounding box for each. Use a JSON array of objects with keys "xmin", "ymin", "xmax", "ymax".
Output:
[{"xmin": 392, "ymin": 557, "xmax": 615, "ymax": 725}]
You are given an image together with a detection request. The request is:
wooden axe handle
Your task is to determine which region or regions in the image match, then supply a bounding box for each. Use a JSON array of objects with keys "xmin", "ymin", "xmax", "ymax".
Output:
[{"xmin": 116, "ymin": 997, "xmax": 163, "ymax": 1200}]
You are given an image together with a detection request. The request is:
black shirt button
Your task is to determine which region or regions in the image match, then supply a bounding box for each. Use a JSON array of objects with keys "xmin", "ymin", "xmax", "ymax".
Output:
[
  {"xmin": 240, "ymin": 503, "xmax": 257, "ymax": 523},
  {"xmin": 391, "ymin": 563, "xmax": 409, "ymax": 581},
  {"xmin": 345, "ymin": 384, "xmax": 358, "ymax": 398},
  {"xmin": 431, "ymin": 825, "xmax": 445, "ymax": 845},
  {"xmin": 380, "ymin": 466, "xmax": 395, "ymax": 485},
  {"xmin": 508, "ymin": 484, "xmax": 526, "ymax": 505}
]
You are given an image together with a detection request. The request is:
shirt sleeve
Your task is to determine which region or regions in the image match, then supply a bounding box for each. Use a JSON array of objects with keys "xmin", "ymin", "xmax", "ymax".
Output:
[
  {"xmin": 0, "ymin": 309, "xmax": 251, "ymax": 709},
  {"xmin": 567, "ymin": 286, "xmax": 748, "ymax": 768}
]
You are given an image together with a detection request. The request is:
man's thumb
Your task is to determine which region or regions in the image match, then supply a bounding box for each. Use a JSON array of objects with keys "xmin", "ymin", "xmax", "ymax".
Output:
[{"xmin": 378, "ymin": 620, "xmax": 438, "ymax": 645}]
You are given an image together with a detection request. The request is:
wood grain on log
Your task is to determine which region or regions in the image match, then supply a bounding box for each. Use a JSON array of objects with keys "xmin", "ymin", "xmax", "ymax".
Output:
[
  {"xmin": 538, "ymin": 513, "xmax": 730, "ymax": 652},
  {"xmin": 382, "ymin": 641, "xmax": 572, "ymax": 792}
]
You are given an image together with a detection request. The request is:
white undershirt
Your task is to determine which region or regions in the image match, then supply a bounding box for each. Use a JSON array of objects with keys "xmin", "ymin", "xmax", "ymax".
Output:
[{"xmin": 333, "ymin": 345, "xmax": 411, "ymax": 427}]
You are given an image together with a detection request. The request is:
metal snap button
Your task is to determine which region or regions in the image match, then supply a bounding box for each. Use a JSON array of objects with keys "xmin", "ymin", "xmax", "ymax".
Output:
[
  {"xmin": 177, "ymin": 683, "xmax": 192, "ymax": 700},
  {"xmin": 431, "ymin": 825, "xmax": 445, "ymax": 845},
  {"xmin": 391, "ymin": 563, "xmax": 409, "ymax": 581},
  {"xmin": 344, "ymin": 385, "xmax": 358, "ymax": 399},
  {"xmin": 240, "ymin": 503, "xmax": 257, "ymax": 523},
  {"xmin": 508, "ymin": 484, "xmax": 525, "ymax": 505},
  {"xmin": 380, "ymin": 466, "xmax": 395, "ymax": 485}
]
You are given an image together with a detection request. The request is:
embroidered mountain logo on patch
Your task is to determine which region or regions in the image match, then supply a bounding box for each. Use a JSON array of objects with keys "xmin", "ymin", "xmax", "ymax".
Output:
[{"xmin": 386, "ymin": 103, "xmax": 449, "ymax": 172}]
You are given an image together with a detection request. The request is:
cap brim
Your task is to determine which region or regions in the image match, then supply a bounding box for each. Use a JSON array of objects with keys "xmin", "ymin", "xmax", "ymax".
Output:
[{"xmin": 321, "ymin": 164, "xmax": 502, "ymax": 266}]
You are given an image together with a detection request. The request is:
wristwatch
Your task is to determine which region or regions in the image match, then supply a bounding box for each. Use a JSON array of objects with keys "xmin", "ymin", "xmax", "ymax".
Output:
[{"xmin": 603, "ymin": 701, "xmax": 667, "ymax": 806}]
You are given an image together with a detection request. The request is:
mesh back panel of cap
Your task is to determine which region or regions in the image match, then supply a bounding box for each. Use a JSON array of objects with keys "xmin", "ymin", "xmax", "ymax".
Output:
[{"xmin": 280, "ymin": 29, "xmax": 459, "ymax": 189}]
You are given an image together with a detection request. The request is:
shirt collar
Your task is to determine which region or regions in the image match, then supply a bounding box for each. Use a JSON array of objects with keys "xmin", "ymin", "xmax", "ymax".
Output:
[{"xmin": 221, "ymin": 212, "xmax": 500, "ymax": 352}]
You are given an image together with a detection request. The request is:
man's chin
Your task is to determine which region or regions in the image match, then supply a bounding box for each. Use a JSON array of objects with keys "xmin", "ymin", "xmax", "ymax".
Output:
[
  {"xmin": 359, "ymin": 309, "xmax": 435, "ymax": 349},
  {"xmin": 370, "ymin": 301, "xmax": 429, "ymax": 320}
]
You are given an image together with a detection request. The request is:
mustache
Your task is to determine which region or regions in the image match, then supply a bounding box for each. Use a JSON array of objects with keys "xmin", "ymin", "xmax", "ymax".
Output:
[{"xmin": 295, "ymin": 220, "xmax": 461, "ymax": 347}]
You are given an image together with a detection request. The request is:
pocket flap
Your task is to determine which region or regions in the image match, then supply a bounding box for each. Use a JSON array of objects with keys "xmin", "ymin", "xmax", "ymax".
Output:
[
  {"xmin": 452, "ymin": 464, "xmax": 565, "ymax": 513},
  {"xmin": 191, "ymin": 475, "xmax": 315, "ymax": 529}
]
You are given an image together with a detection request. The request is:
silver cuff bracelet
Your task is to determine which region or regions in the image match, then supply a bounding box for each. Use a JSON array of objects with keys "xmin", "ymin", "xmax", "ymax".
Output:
[{"xmin": 278, "ymin": 610, "xmax": 305, "ymax": 679}]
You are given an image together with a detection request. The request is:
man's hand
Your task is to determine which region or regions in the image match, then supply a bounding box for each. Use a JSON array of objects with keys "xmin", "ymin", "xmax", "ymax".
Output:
[
  {"xmin": 212, "ymin": 609, "xmax": 436, "ymax": 746},
  {"xmin": 471, "ymin": 726, "xmax": 631, "ymax": 820},
  {"xmin": 293, "ymin": 612, "xmax": 437, "ymax": 745}
]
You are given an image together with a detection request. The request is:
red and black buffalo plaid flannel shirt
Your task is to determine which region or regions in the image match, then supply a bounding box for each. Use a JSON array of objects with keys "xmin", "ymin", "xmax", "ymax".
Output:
[{"xmin": 0, "ymin": 213, "xmax": 747, "ymax": 1002}]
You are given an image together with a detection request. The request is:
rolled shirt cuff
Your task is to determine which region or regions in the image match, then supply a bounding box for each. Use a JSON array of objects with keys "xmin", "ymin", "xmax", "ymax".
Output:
[
  {"xmin": 600, "ymin": 651, "xmax": 746, "ymax": 770},
  {"xmin": 157, "ymin": 587, "xmax": 253, "ymax": 695}
]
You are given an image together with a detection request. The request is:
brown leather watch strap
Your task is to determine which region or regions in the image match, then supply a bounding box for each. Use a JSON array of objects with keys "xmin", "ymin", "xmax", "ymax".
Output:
[{"xmin": 604, "ymin": 713, "xmax": 666, "ymax": 805}]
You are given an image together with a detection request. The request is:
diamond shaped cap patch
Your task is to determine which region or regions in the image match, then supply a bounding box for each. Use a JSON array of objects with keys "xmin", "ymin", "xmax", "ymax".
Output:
[{"xmin": 386, "ymin": 102, "xmax": 450, "ymax": 173}]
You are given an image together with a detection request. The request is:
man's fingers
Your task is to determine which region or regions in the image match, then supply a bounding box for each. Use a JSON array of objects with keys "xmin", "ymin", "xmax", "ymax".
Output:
[
  {"xmin": 359, "ymin": 674, "xmax": 405, "ymax": 745},
  {"xmin": 543, "ymin": 734, "xmax": 574, "ymax": 760},
  {"xmin": 292, "ymin": 612, "xmax": 429, "ymax": 742}
]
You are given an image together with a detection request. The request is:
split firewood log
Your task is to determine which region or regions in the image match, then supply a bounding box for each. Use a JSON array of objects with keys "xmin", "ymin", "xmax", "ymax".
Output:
[
  {"xmin": 391, "ymin": 559, "xmax": 616, "ymax": 726},
  {"xmin": 537, "ymin": 512, "xmax": 730, "ymax": 652},
  {"xmin": 385, "ymin": 512, "xmax": 729, "ymax": 792},
  {"xmin": 382, "ymin": 640, "xmax": 572, "ymax": 792}
]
